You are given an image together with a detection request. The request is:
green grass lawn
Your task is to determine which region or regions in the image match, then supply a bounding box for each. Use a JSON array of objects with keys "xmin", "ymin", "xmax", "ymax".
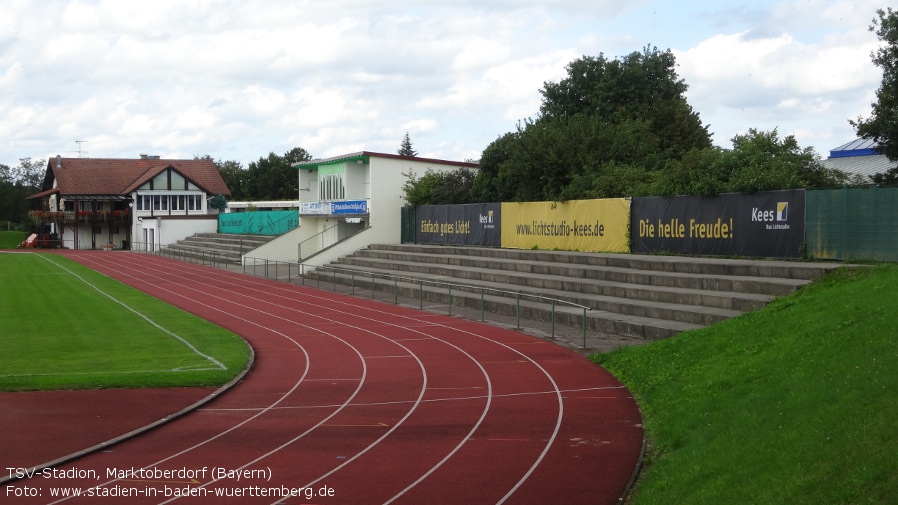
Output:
[
  {"xmin": 0, "ymin": 230, "xmax": 27, "ymax": 249},
  {"xmin": 0, "ymin": 253, "xmax": 251, "ymax": 391},
  {"xmin": 593, "ymin": 264, "xmax": 898, "ymax": 505}
]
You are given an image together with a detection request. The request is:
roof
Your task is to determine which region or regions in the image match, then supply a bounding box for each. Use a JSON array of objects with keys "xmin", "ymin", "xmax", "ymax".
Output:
[
  {"xmin": 293, "ymin": 151, "xmax": 479, "ymax": 171},
  {"xmin": 828, "ymin": 138, "xmax": 882, "ymax": 158},
  {"xmin": 822, "ymin": 139, "xmax": 897, "ymax": 180},
  {"xmin": 822, "ymin": 154, "xmax": 897, "ymax": 179},
  {"xmin": 32, "ymin": 157, "xmax": 230, "ymax": 199}
]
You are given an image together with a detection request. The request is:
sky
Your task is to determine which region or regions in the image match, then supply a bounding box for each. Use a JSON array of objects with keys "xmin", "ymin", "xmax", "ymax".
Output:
[{"xmin": 0, "ymin": 0, "xmax": 887, "ymax": 170}]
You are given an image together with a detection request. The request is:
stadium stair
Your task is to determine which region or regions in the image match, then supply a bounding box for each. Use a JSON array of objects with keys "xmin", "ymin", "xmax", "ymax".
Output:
[
  {"xmin": 168, "ymin": 233, "xmax": 275, "ymax": 264},
  {"xmin": 307, "ymin": 244, "xmax": 843, "ymax": 342}
]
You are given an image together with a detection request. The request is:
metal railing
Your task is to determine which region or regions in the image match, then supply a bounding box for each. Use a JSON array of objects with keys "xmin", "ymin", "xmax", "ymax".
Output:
[
  {"xmin": 297, "ymin": 224, "xmax": 371, "ymax": 262},
  {"xmin": 297, "ymin": 224, "xmax": 339, "ymax": 262},
  {"xmin": 131, "ymin": 241, "xmax": 228, "ymax": 268},
  {"xmin": 241, "ymin": 257, "xmax": 593, "ymax": 348}
]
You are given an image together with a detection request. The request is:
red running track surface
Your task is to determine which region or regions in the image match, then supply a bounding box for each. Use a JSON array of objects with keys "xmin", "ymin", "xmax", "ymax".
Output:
[{"xmin": 6, "ymin": 251, "xmax": 643, "ymax": 505}]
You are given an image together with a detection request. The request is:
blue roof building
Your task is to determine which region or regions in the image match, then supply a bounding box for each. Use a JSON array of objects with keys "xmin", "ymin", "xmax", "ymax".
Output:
[{"xmin": 821, "ymin": 138, "xmax": 897, "ymax": 181}]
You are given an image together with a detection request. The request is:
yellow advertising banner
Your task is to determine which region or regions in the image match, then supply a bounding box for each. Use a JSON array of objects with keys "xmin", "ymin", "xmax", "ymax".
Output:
[{"xmin": 500, "ymin": 199, "xmax": 630, "ymax": 252}]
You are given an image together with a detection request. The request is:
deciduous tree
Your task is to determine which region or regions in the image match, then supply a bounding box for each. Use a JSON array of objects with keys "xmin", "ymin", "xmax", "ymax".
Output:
[{"xmin": 851, "ymin": 8, "xmax": 898, "ymax": 161}]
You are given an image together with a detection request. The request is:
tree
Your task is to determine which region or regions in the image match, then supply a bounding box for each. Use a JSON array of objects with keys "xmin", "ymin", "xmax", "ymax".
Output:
[
  {"xmin": 215, "ymin": 160, "xmax": 248, "ymax": 201},
  {"xmin": 398, "ymin": 132, "xmax": 418, "ymax": 157},
  {"xmin": 196, "ymin": 154, "xmax": 248, "ymax": 201},
  {"xmin": 0, "ymin": 163, "xmax": 20, "ymax": 225},
  {"xmin": 471, "ymin": 47, "xmax": 712, "ymax": 203},
  {"xmin": 870, "ymin": 167, "xmax": 898, "ymax": 186},
  {"xmin": 851, "ymin": 8, "xmax": 898, "ymax": 161},
  {"xmin": 402, "ymin": 168, "xmax": 476, "ymax": 206},
  {"xmin": 245, "ymin": 147, "xmax": 312, "ymax": 200},
  {"xmin": 209, "ymin": 194, "xmax": 228, "ymax": 213},
  {"xmin": 652, "ymin": 129, "xmax": 848, "ymax": 196},
  {"xmin": 538, "ymin": 46, "xmax": 711, "ymax": 156},
  {"xmin": 0, "ymin": 158, "xmax": 45, "ymax": 226},
  {"xmin": 12, "ymin": 157, "xmax": 45, "ymax": 191}
]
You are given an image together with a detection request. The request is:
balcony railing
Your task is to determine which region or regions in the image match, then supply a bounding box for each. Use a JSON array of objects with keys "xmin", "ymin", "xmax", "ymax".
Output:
[{"xmin": 28, "ymin": 210, "xmax": 130, "ymax": 224}]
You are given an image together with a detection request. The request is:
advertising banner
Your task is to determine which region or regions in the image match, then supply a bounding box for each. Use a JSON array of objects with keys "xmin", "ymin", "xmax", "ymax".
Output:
[
  {"xmin": 300, "ymin": 200, "xmax": 369, "ymax": 215},
  {"xmin": 332, "ymin": 200, "xmax": 368, "ymax": 215},
  {"xmin": 416, "ymin": 204, "xmax": 501, "ymax": 246},
  {"xmin": 218, "ymin": 210, "xmax": 299, "ymax": 236},
  {"xmin": 500, "ymin": 199, "xmax": 630, "ymax": 253},
  {"xmin": 630, "ymin": 190, "xmax": 805, "ymax": 258}
]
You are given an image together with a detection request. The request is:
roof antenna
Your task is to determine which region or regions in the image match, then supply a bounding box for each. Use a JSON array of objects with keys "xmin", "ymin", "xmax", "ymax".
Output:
[{"xmin": 75, "ymin": 140, "xmax": 88, "ymax": 158}]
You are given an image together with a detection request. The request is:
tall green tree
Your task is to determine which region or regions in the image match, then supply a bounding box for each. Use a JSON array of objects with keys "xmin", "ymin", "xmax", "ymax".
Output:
[
  {"xmin": 12, "ymin": 157, "xmax": 45, "ymax": 191},
  {"xmin": 851, "ymin": 8, "xmax": 898, "ymax": 161},
  {"xmin": 653, "ymin": 129, "xmax": 848, "ymax": 196},
  {"xmin": 196, "ymin": 154, "xmax": 248, "ymax": 201},
  {"xmin": 398, "ymin": 132, "xmax": 418, "ymax": 157},
  {"xmin": 215, "ymin": 160, "xmax": 248, "ymax": 201},
  {"xmin": 472, "ymin": 47, "xmax": 712, "ymax": 202},
  {"xmin": 402, "ymin": 168, "xmax": 476, "ymax": 206},
  {"xmin": 539, "ymin": 46, "xmax": 711, "ymax": 158},
  {"xmin": 0, "ymin": 163, "xmax": 20, "ymax": 224},
  {"xmin": 3, "ymin": 158, "xmax": 45, "ymax": 226},
  {"xmin": 245, "ymin": 147, "xmax": 312, "ymax": 200}
]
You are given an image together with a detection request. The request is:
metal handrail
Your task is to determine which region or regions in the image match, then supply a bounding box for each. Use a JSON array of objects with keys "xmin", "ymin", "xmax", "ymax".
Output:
[
  {"xmin": 297, "ymin": 224, "xmax": 371, "ymax": 262},
  {"xmin": 297, "ymin": 224, "xmax": 339, "ymax": 261},
  {"xmin": 241, "ymin": 257, "xmax": 593, "ymax": 347}
]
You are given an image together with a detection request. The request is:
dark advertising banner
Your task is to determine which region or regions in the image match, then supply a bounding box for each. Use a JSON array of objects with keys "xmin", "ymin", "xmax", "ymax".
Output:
[
  {"xmin": 631, "ymin": 190, "xmax": 805, "ymax": 258},
  {"xmin": 416, "ymin": 204, "xmax": 501, "ymax": 247}
]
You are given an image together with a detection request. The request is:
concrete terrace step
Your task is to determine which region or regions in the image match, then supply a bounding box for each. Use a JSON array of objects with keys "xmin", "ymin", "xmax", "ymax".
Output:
[
  {"xmin": 334, "ymin": 255, "xmax": 767, "ymax": 313},
  {"xmin": 344, "ymin": 251, "xmax": 797, "ymax": 300},
  {"xmin": 170, "ymin": 233, "xmax": 276, "ymax": 264},
  {"xmin": 369, "ymin": 243, "xmax": 838, "ymax": 281},
  {"xmin": 325, "ymin": 261, "xmax": 741, "ymax": 326},
  {"xmin": 307, "ymin": 243, "xmax": 842, "ymax": 343},
  {"xmin": 303, "ymin": 267, "xmax": 702, "ymax": 340}
]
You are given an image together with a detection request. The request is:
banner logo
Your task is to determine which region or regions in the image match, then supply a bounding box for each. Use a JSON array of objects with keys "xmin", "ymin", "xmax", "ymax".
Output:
[{"xmin": 776, "ymin": 202, "xmax": 788, "ymax": 221}]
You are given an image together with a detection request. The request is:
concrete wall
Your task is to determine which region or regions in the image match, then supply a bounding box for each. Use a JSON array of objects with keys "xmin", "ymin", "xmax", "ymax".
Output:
[{"xmin": 366, "ymin": 156, "xmax": 468, "ymax": 245}]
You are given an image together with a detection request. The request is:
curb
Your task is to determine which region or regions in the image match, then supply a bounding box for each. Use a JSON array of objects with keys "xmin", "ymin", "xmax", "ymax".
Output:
[{"xmin": 0, "ymin": 343, "xmax": 256, "ymax": 487}]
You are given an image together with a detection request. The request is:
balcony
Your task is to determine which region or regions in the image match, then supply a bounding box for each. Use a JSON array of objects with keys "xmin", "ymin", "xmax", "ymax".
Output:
[{"xmin": 28, "ymin": 210, "xmax": 131, "ymax": 225}]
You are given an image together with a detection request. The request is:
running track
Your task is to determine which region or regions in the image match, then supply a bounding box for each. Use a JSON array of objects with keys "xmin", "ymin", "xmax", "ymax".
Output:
[{"xmin": 8, "ymin": 251, "xmax": 643, "ymax": 504}]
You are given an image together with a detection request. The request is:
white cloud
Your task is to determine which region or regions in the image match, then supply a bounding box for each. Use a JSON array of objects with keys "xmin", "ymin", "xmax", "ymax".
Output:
[{"xmin": 0, "ymin": 0, "xmax": 889, "ymax": 167}]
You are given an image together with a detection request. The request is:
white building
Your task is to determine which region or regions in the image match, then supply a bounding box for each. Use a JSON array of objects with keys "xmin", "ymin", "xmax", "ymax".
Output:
[
  {"xmin": 28, "ymin": 155, "xmax": 230, "ymax": 250},
  {"xmin": 245, "ymin": 151, "xmax": 478, "ymax": 266}
]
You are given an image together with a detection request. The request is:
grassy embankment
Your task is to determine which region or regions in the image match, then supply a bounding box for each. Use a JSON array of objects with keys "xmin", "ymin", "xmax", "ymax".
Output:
[
  {"xmin": 593, "ymin": 264, "xmax": 898, "ymax": 504},
  {"xmin": 0, "ymin": 253, "xmax": 250, "ymax": 391},
  {"xmin": 0, "ymin": 230, "xmax": 27, "ymax": 249}
]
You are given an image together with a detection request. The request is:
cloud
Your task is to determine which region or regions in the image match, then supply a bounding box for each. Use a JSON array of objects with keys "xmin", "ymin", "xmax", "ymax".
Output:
[
  {"xmin": 675, "ymin": 0, "xmax": 883, "ymax": 151},
  {"xmin": 0, "ymin": 0, "xmax": 888, "ymax": 168}
]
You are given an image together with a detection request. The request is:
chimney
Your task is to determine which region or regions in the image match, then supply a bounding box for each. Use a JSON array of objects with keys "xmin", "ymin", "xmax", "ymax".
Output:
[
  {"xmin": 140, "ymin": 153, "xmax": 148, "ymax": 159},
  {"xmin": 56, "ymin": 155, "xmax": 62, "ymax": 170}
]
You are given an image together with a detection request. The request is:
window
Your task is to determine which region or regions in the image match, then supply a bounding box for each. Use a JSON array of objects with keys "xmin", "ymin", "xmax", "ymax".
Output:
[
  {"xmin": 319, "ymin": 173, "xmax": 345, "ymax": 201},
  {"xmin": 137, "ymin": 192, "xmax": 203, "ymax": 212}
]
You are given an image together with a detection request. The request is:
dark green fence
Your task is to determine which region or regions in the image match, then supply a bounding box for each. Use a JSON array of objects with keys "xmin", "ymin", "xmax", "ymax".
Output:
[
  {"xmin": 807, "ymin": 187, "xmax": 898, "ymax": 261},
  {"xmin": 400, "ymin": 206, "xmax": 416, "ymax": 244}
]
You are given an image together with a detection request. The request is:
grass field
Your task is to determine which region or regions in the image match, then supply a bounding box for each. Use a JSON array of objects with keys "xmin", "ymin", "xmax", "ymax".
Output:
[
  {"xmin": 0, "ymin": 230, "xmax": 27, "ymax": 249},
  {"xmin": 0, "ymin": 253, "xmax": 250, "ymax": 391},
  {"xmin": 593, "ymin": 264, "xmax": 898, "ymax": 505}
]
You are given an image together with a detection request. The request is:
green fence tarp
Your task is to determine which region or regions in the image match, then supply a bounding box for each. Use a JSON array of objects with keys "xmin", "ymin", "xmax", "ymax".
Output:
[
  {"xmin": 400, "ymin": 207, "xmax": 416, "ymax": 243},
  {"xmin": 218, "ymin": 210, "xmax": 299, "ymax": 236},
  {"xmin": 807, "ymin": 187, "xmax": 898, "ymax": 261}
]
